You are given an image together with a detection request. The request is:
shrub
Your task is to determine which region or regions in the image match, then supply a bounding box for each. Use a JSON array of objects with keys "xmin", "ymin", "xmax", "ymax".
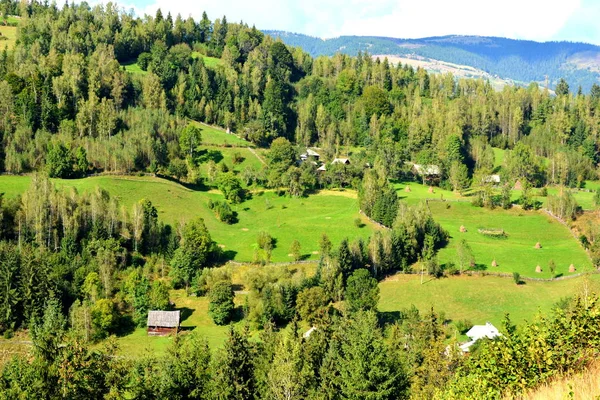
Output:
[
  {"xmin": 231, "ymin": 152, "xmax": 244, "ymax": 165},
  {"xmin": 478, "ymin": 228, "xmax": 507, "ymax": 239},
  {"xmin": 211, "ymin": 200, "xmax": 236, "ymax": 224},
  {"xmin": 455, "ymin": 319, "xmax": 472, "ymax": 335},
  {"xmin": 512, "ymin": 272, "xmax": 521, "ymax": 285},
  {"xmin": 208, "ymin": 281, "xmax": 235, "ymax": 325},
  {"xmin": 345, "ymin": 269, "xmax": 379, "ymax": 312}
]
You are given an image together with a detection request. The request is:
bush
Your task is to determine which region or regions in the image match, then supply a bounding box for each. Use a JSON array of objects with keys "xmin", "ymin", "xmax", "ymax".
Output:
[
  {"xmin": 512, "ymin": 272, "xmax": 521, "ymax": 285},
  {"xmin": 231, "ymin": 152, "xmax": 244, "ymax": 165},
  {"xmin": 345, "ymin": 269, "xmax": 379, "ymax": 312},
  {"xmin": 208, "ymin": 281, "xmax": 235, "ymax": 325},
  {"xmin": 477, "ymin": 228, "xmax": 507, "ymax": 239},
  {"xmin": 137, "ymin": 52, "xmax": 152, "ymax": 70},
  {"xmin": 210, "ymin": 200, "xmax": 237, "ymax": 224},
  {"xmin": 455, "ymin": 319, "xmax": 472, "ymax": 335}
]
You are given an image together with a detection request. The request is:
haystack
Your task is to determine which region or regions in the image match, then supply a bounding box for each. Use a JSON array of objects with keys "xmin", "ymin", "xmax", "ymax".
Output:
[
  {"xmin": 569, "ymin": 264, "xmax": 576, "ymax": 273},
  {"xmin": 405, "ymin": 186, "xmax": 411, "ymax": 193},
  {"xmin": 428, "ymin": 186, "xmax": 435, "ymax": 194},
  {"xmin": 534, "ymin": 242, "xmax": 542, "ymax": 249},
  {"xmin": 491, "ymin": 259, "xmax": 498, "ymax": 267},
  {"xmin": 459, "ymin": 225, "xmax": 467, "ymax": 233},
  {"xmin": 535, "ymin": 265, "xmax": 542, "ymax": 273},
  {"xmin": 513, "ymin": 180, "xmax": 523, "ymax": 191}
]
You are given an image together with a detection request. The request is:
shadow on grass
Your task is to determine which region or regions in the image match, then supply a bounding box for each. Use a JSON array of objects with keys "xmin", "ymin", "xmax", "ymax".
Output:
[
  {"xmin": 114, "ymin": 315, "xmax": 136, "ymax": 337},
  {"xmin": 232, "ymin": 306, "xmax": 246, "ymax": 323},
  {"xmin": 196, "ymin": 149, "xmax": 224, "ymax": 164},
  {"xmin": 218, "ymin": 250, "xmax": 238, "ymax": 263},
  {"xmin": 155, "ymin": 173, "xmax": 210, "ymax": 192},
  {"xmin": 178, "ymin": 307, "xmax": 195, "ymax": 323},
  {"xmin": 471, "ymin": 263, "xmax": 488, "ymax": 271},
  {"xmin": 378, "ymin": 311, "xmax": 403, "ymax": 327}
]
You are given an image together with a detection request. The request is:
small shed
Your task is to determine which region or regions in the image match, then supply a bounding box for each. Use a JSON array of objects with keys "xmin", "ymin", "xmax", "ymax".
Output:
[
  {"xmin": 303, "ymin": 326, "xmax": 318, "ymax": 339},
  {"xmin": 300, "ymin": 148, "xmax": 321, "ymax": 161},
  {"xmin": 484, "ymin": 174, "xmax": 501, "ymax": 185},
  {"xmin": 513, "ymin": 179, "xmax": 523, "ymax": 191},
  {"xmin": 412, "ymin": 164, "xmax": 441, "ymax": 184},
  {"xmin": 332, "ymin": 158, "xmax": 350, "ymax": 165},
  {"xmin": 147, "ymin": 310, "xmax": 180, "ymax": 336}
]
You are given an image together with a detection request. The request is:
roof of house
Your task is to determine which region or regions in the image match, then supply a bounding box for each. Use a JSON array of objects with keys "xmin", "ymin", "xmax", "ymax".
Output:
[
  {"xmin": 484, "ymin": 174, "xmax": 501, "ymax": 183},
  {"xmin": 459, "ymin": 322, "xmax": 501, "ymax": 352},
  {"xmin": 466, "ymin": 322, "xmax": 500, "ymax": 341},
  {"xmin": 301, "ymin": 149, "xmax": 320, "ymax": 159},
  {"xmin": 317, "ymin": 165, "xmax": 327, "ymax": 171},
  {"xmin": 413, "ymin": 164, "xmax": 441, "ymax": 176},
  {"xmin": 147, "ymin": 310, "xmax": 180, "ymax": 328},
  {"xmin": 303, "ymin": 326, "xmax": 318, "ymax": 339},
  {"xmin": 332, "ymin": 158, "xmax": 350, "ymax": 164}
]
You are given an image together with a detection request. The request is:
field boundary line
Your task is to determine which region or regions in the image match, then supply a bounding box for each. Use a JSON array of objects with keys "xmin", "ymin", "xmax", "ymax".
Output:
[{"xmin": 247, "ymin": 147, "xmax": 267, "ymax": 166}]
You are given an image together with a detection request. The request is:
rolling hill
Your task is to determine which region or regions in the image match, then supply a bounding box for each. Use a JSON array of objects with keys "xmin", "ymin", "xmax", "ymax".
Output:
[{"xmin": 265, "ymin": 31, "xmax": 600, "ymax": 92}]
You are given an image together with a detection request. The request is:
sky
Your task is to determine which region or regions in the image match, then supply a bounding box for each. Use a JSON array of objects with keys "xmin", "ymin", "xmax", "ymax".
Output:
[{"xmin": 101, "ymin": 0, "xmax": 600, "ymax": 45}]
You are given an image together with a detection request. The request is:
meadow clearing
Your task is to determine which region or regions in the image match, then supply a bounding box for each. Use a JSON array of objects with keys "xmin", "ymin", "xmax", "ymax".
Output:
[{"xmin": 0, "ymin": 25, "xmax": 16, "ymax": 51}]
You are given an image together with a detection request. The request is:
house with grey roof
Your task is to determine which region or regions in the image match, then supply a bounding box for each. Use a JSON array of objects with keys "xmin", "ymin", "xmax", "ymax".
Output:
[{"xmin": 147, "ymin": 310, "xmax": 180, "ymax": 336}]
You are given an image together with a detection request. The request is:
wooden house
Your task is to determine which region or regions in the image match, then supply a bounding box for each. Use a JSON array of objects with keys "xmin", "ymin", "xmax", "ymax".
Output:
[{"xmin": 147, "ymin": 310, "xmax": 180, "ymax": 336}]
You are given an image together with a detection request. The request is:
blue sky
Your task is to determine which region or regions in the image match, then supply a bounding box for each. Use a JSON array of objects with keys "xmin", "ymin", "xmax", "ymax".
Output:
[{"xmin": 102, "ymin": 0, "xmax": 600, "ymax": 44}]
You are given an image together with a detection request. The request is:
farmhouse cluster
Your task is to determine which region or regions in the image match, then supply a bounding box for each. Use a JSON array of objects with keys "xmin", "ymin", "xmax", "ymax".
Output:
[{"xmin": 299, "ymin": 148, "xmax": 351, "ymax": 172}]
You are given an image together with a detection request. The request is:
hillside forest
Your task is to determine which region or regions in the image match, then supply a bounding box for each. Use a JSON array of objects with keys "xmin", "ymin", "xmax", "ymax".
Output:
[{"xmin": 2, "ymin": 1, "xmax": 600, "ymax": 399}]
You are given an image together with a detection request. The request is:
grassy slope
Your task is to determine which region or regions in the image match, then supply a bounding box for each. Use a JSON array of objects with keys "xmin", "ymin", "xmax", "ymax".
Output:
[
  {"xmin": 191, "ymin": 52, "xmax": 223, "ymax": 68},
  {"xmin": 194, "ymin": 122, "xmax": 253, "ymax": 147},
  {"xmin": 0, "ymin": 175, "xmax": 374, "ymax": 262},
  {"xmin": 0, "ymin": 25, "xmax": 16, "ymax": 50},
  {"xmin": 521, "ymin": 361, "xmax": 600, "ymax": 400},
  {"xmin": 122, "ymin": 61, "xmax": 147, "ymax": 75},
  {"xmin": 379, "ymin": 273, "xmax": 600, "ymax": 328},
  {"xmin": 395, "ymin": 182, "xmax": 591, "ymax": 278}
]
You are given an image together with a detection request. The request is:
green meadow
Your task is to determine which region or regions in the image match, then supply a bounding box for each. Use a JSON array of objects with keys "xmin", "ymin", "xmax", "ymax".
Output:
[
  {"xmin": 122, "ymin": 61, "xmax": 147, "ymax": 75},
  {"xmin": 394, "ymin": 181, "xmax": 591, "ymax": 278},
  {"xmin": 379, "ymin": 273, "xmax": 600, "ymax": 328},
  {"xmin": 0, "ymin": 175, "xmax": 374, "ymax": 262},
  {"xmin": 0, "ymin": 25, "xmax": 17, "ymax": 50},
  {"xmin": 192, "ymin": 52, "xmax": 223, "ymax": 68},
  {"xmin": 195, "ymin": 122, "xmax": 254, "ymax": 147}
]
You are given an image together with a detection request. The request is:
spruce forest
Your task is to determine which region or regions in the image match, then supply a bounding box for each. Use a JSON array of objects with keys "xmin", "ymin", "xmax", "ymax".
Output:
[{"xmin": 1, "ymin": 1, "xmax": 600, "ymax": 399}]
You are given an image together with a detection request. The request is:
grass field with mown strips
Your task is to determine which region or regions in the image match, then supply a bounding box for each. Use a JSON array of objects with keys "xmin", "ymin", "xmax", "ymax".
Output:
[
  {"xmin": 379, "ymin": 273, "xmax": 600, "ymax": 330},
  {"xmin": 394, "ymin": 181, "xmax": 592, "ymax": 278},
  {"xmin": 0, "ymin": 175, "xmax": 376, "ymax": 262}
]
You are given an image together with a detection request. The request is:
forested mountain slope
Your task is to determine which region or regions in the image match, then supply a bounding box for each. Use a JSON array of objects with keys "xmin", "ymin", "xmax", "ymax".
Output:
[{"xmin": 266, "ymin": 31, "xmax": 600, "ymax": 92}]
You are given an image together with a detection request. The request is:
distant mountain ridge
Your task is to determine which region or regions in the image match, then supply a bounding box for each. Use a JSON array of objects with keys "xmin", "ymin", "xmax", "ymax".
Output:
[{"xmin": 265, "ymin": 31, "xmax": 600, "ymax": 92}]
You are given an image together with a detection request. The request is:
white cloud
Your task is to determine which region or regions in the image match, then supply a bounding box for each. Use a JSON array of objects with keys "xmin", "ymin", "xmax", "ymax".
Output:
[{"xmin": 93, "ymin": 0, "xmax": 587, "ymax": 43}]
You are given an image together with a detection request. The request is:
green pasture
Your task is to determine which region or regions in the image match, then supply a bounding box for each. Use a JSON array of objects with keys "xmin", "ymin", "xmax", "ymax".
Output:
[
  {"xmin": 431, "ymin": 201, "xmax": 591, "ymax": 278},
  {"xmin": 0, "ymin": 175, "xmax": 374, "ymax": 262},
  {"xmin": 0, "ymin": 25, "xmax": 17, "ymax": 50},
  {"xmin": 192, "ymin": 52, "xmax": 223, "ymax": 68},
  {"xmin": 195, "ymin": 122, "xmax": 253, "ymax": 147},
  {"xmin": 122, "ymin": 61, "xmax": 147, "ymax": 75},
  {"xmin": 393, "ymin": 181, "xmax": 591, "ymax": 278},
  {"xmin": 379, "ymin": 273, "xmax": 600, "ymax": 329}
]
